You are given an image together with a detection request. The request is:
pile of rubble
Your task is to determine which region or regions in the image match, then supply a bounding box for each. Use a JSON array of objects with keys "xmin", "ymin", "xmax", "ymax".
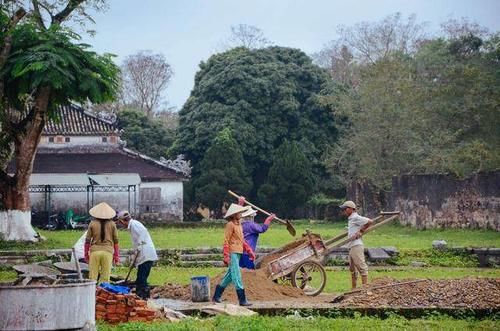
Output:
[
  {"xmin": 95, "ymin": 287, "xmax": 158, "ymax": 323},
  {"xmin": 336, "ymin": 277, "xmax": 500, "ymax": 309},
  {"xmin": 152, "ymin": 269, "xmax": 305, "ymax": 303}
]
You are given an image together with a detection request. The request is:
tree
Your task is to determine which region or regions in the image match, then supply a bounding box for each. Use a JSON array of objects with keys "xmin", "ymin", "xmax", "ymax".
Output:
[
  {"xmin": 121, "ymin": 50, "xmax": 173, "ymax": 116},
  {"xmin": 0, "ymin": 1, "xmax": 119, "ymax": 241},
  {"xmin": 222, "ymin": 24, "xmax": 272, "ymax": 50},
  {"xmin": 174, "ymin": 47, "xmax": 339, "ymax": 209},
  {"xmin": 257, "ymin": 141, "xmax": 314, "ymax": 217},
  {"xmin": 337, "ymin": 12, "xmax": 427, "ymax": 64},
  {"xmin": 117, "ymin": 109, "xmax": 175, "ymax": 159},
  {"xmin": 327, "ymin": 29, "xmax": 500, "ymax": 188},
  {"xmin": 193, "ymin": 128, "xmax": 251, "ymax": 216}
]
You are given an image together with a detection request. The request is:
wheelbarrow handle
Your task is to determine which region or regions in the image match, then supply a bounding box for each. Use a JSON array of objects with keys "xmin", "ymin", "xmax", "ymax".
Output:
[{"xmin": 228, "ymin": 190, "xmax": 287, "ymax": 225}]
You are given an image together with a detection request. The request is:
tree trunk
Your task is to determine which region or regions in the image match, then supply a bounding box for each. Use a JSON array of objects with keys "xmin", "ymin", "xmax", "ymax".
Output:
[{"xmin": 0, "ymin": 86, "xmax": 50, "ymax": 242}]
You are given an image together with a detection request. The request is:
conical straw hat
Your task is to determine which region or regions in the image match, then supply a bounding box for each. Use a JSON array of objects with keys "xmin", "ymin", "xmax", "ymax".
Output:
[
  {"xmin": 242, "ymin": 207, "xmax": 257, "ymax": 218},
  {"xmin": 224, "ymin": 203, "xmax": 248, "ymax": 219},
  {"xmin": 89, "ymin": 202, "xmax": 116, "ymax": 219}
]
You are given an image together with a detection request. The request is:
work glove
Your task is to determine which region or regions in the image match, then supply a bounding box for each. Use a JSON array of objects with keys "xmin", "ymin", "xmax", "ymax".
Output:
[
  {"xmin": 264, "ymin": 213, "xmax": 276, "ymax": 226},
  {"xmin": 113, "ymin": 243, "xmax": 120, "ymax": 265},
  {"xmin": 238, "ymin": 196, "xmax": 246, "ymax": 206},
  {"xmin": 243, "ymin": 241, "xmax": 255, "ymax": 261},
  {"xmin": 84, "ymin": 242, "xmax": 90, "ymax": 263},
  {"xmin": 223, "ymin": 244, "xmax": 230, "ymax": 266}
]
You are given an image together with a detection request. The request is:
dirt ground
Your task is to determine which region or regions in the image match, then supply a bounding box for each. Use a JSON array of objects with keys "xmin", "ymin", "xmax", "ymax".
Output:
[
  {"xmin": 335, "ymin": 277, "xmax": 500, "ymax": 309},
  {"xmin": 152, "ymin": 269, "xmax": 306, "ymax": 303},
  {"xmin": 152, "ymin": 276, "xmax": 500, "ymax": 309}
]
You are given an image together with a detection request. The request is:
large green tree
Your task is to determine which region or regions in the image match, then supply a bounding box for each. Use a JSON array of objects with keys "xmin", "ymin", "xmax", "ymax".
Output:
[
  {"xmin": 328, "ymin": 32, "xmax": 500, "ymax": 188},
  {"xmin": 0, "ymin": 1, "xmax": 119, "ymax": 241},
  {"xmin": 117, "ymin": 109, "xmax": 175, "ymax": 159},
  {"xmin": 258, "ymin": 140, "xmax": 314, "ymax": 217},
  {"xmin": 174, "ymin": 46, "xmax": 339, "ymax": 208},
  {"xmin": 193, "ymin": 128, "xmax": 251, "ymax": 216}
]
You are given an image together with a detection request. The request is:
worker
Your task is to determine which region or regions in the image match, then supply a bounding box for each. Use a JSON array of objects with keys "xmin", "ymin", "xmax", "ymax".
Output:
[
  {"xmin": 212, "ymin": 203, "xmax": 256, "ymax": 306},
  {"xmin": 84, "ymin": 202, "xmax": 120, "ymax": 283},
  {"xmin": 237, "ymin": 196, "xmax": 275, "ymax": 269},
  {"xmin": 116, "ymin": 211, "xmax": 158, "ymax": 299},
  {"xmin": 339, "ymin": 200, "xmax": 373, "ymax": 289}
]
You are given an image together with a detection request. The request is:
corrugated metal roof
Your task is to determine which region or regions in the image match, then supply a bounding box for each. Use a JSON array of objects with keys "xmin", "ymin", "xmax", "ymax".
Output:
[
  {"xmin": 29, "ymin": 174, "xmax": 90, "ymax": 186},
  {"xmin": 44, "ymin": 104, "xmax": 116, "ymax": 135}
]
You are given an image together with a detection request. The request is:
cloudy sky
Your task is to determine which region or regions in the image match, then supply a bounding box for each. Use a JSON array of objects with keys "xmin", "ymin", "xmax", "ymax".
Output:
[{"xmin": 82, "ymin": 0, "xmax": 500, "ymax": 110}]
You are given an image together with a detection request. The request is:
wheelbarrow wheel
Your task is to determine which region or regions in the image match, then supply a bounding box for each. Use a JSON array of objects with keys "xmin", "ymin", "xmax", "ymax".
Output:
[{"xmin": 291, "ymin": 260, "xmax": 326, "ymax": 296}]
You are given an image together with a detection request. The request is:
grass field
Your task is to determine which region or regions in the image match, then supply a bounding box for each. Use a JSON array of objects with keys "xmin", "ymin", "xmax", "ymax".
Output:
[
  {"xmin": 113, "ymin": 266, "xmax": 500, "ymax": 294},
  {"xmin": 1, "ymin": 222, "xmax": 498, "ymax": 251},
  {"xmin": 1, "ymin": 266, "xmax": 498, "ymax": 293},
  {"xmin": 97, "ymin": 315, "xmax": 499, "ymax": 331}
]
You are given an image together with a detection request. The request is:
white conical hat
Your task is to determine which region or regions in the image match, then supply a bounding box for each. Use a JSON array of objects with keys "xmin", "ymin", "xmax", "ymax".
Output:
[
  {"xmin": 224, "ymin": 203, "xmax": 248, "ymax": 219},
  {"xmin": 89, "ymin": 202, "xmax": 116, "ymax": 219},
  {"xmin": 242, "ymin": 207, "xmax": 257, "ymax": 218}
]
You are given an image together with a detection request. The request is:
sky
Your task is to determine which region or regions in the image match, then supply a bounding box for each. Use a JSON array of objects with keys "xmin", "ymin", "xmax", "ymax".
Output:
[{"xmin": 82, "ymin": 0, "xmax": 500, "ymax": 110}]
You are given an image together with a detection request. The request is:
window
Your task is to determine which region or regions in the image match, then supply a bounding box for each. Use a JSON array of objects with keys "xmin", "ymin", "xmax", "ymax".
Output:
[
  {"xmin": 65, "ymin": 137, "xmax": 70, "ymax": 142},
  {"xmin": 48, "ymin": 137, "xmax": 54, "ymax": 143},
  {"xmin": 102, "ymin": 137, "xmax": 108, "ymax": 143}
]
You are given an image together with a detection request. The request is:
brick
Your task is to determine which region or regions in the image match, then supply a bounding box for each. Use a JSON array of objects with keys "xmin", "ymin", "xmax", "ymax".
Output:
[
  {"xmin": 95, "ymin": 305, "xmax": 106, "ymax": 312},
  {"xmin": 136, "ymin": 300, "xmax": 146, "ymax": 307},
  {"xmin": 106, "ymin": 299, "xmax": 117, "ymax": 304},
  {"xmin": 129, "ymin": 312, "xmax": 137, "ymax": 317}
]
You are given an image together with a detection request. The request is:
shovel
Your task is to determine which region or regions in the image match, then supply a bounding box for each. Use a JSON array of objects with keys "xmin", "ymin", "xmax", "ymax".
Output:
[
  {"xmin": 228, "ymin": 190, "xmax": 296, "ymax": 237},
  {"xmin": 115, "ymin": 249, "xmax": 139, "ymax": 285}
]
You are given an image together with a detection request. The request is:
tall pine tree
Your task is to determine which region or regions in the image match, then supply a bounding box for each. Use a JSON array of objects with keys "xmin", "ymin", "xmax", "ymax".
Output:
[
  {"xmin": 194, "ymin": 128, "xmax": 251, "ymax": 216},
  {"xmin": 258, "ymin": 141, "xmax": 314, "ymax": 217}
]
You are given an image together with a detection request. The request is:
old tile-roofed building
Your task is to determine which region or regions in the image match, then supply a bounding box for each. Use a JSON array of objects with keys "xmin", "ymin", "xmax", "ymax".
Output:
[
  {"xmin": 15, "ymin": 104, "xmax": 190, "ymax": 221},
  {"xmin": 43, "ymin": 104, "xmax": 116, "ymax": 135}
]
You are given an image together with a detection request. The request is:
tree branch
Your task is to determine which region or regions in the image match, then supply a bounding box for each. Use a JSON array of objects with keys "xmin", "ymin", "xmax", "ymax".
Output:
[
  {"xmin": 30, "ymin": 0, "xmax": 48, "ymax": 30},
  {"xmin": 51, "ymin": 0, "xmax": 85, "ymax": 25}
]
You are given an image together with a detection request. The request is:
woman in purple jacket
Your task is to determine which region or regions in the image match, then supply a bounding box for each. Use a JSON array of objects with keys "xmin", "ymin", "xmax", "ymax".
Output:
[{"xmin": 238, "ymin": 197, "xmax": 275, "ymax": 269}]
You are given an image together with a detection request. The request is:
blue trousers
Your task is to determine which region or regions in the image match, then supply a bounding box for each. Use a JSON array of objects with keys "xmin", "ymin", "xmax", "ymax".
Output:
[
  {"xmin": 220, "ymin": 253, "xmax": 244, "ymax": 290},
  {"xmin": 136, "ymin": 261, "xmax": 153, "ymax": 297}
]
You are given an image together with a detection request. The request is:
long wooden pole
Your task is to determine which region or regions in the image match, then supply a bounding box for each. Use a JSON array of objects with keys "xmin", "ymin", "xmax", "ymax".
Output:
[
  {"xmin": 323, "ymin": 215, "xmax": 383, "ymax": 246},
  {"xmin": 324, "ymin": 214, "xmax": 399, "ymax": 254},
  {"xmin": 228, "ymin": 190, "xmax": 296, "ymax": 236}
]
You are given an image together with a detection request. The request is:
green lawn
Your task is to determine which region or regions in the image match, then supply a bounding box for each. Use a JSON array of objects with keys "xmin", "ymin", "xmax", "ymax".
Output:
[
  {"xmin": 111, "ymin": 266, "xmax": 500, "ymax": 294},
  {"xmin": 1, "ymin": 222, "xmax": 498, "ymax": 251},
  {"xmin": 1, "ymin": 266, "xmax": 498, "ymax": 294},
  {"xmin": 97, "ymin": 315, "xmax": 499, "ymax": 331}
]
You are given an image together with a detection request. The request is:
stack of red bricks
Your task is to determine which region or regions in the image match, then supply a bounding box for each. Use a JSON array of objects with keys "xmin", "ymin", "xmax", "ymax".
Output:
[{"xmin": 95, "ymin": 287, "xmax": 158, "ymax": 323}]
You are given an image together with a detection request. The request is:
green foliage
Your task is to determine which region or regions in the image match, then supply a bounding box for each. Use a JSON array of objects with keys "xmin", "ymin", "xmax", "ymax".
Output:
[
  {"xmin": 258, "ymin": 140, "xmax": 314, "ymax": 216},
  {"xmin": 174, "ymin": 46, "xmax": 340, "ymax": 209},
  {"xmin": 3, "ymin": 24, "xmax": 119, "ymax": 111},
  {"xmin": 116, "ymin": 109, "xmax": 175, "ymax": 159},
  {"xmin": 193, "ymin": 128, "xmax": 251, "ymax": 212},
  {"xmin": 387, "ymin": 249, "xmax": 480, "ymax": 268},
  {"xmin": 328, "ymin": 33, "xmax": 500, "ymax": 188}
]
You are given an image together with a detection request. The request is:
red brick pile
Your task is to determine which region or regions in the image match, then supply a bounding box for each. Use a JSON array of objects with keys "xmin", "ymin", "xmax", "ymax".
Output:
[{"xmin": 95, "ymin": 287, "xmax": 158, "ymax": 323}]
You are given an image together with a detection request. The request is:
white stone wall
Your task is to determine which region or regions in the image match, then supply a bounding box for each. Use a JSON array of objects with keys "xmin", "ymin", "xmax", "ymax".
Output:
[
  {"xmin": 30, "ymin": 191, "xmax": 137, "ymax": 215},
  {"xmin": 140, "ymin": 181, "xmax": 184, "ymax": 221}
]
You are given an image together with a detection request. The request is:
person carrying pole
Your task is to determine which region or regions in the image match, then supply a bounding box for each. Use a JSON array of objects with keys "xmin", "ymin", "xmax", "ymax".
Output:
[
  {"xmin": 339, "ymin": 200, "xmax": 373, "ymax": 289},
  {"xmin": 84, "ymin": 202, "xmax": 120, "ymax": 283},
  {"xmin": 116, "ymin": 210, "xmax": 158, "ymax": 299},
  {"xmin": 237, "ymin": 196, "xmax": 275, "ymax": 269},
  {"xmin": 212, "ymin": 203, "xmax": 256, "ymax": 306}
]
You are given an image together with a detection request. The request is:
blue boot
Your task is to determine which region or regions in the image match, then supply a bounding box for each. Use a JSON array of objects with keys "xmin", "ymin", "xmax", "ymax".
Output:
[
  {"xmin": 236, "ymin": 289, "xmax": 252, "ymax": 306},
  {"xmin": 212, "ymin": 285, "xmax": 225, "ymax": 303}
]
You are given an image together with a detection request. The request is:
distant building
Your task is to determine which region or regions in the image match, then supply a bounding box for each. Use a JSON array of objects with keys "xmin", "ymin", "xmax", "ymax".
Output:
[{"xmin": 10, "ymin": 104, "xmax": 189, "ymax": 221}]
